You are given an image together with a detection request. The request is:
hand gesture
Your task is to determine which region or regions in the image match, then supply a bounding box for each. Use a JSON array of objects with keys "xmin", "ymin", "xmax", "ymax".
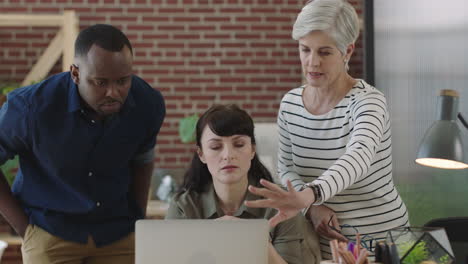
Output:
[
  {"xmin": 244, "ymin": 179, "xmax": 314, "ymax": 227},
  {"xmin": 308, "ymin": 205, "xmax": 348, "ymax": 242}
]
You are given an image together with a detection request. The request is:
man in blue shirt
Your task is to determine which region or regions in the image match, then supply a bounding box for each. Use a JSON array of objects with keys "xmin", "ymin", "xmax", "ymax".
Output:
[{"xmin": 0, "ymin": 24, "xmax": 165, "ymax": 263}]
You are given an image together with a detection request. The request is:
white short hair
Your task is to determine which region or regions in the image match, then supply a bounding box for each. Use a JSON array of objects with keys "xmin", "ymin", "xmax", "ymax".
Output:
[{"xmin": 292, "ymin": 0, "xmax": 360, "ymax": 54}]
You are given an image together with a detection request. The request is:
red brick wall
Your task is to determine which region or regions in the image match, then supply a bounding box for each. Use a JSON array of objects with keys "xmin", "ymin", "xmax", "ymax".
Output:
[
  {"xmin": 0, "ymin": 0, "xmax": 364, "ymax": 169},
  {"xmin": 0, "ymin": 0, "xmax": 363, "ymax": 262}
]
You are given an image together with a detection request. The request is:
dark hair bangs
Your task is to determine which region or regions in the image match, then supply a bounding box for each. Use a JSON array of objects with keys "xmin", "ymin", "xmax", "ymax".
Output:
[
  {"xmin": 195, "ymin": 104, "xmax": 256, "ymax": 147},
  {"xmin": 206, "ymin": 111, "xmax": 254, "ymax": 140}
]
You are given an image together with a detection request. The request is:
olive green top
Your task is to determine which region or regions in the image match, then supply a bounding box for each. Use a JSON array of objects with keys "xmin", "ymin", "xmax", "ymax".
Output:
[{"xmin": 166, "ymin": 182, "xmax": 303, "ymax": 264}]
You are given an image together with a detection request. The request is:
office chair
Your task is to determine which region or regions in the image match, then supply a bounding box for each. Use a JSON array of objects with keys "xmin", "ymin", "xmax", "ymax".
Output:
[
  {"xmin": 425, "ymin": 217, "xmax": 468, "ymax": 264},
  {"xmin": 254, "ymin": 122, "xmax": 278, "ymax": 181}
]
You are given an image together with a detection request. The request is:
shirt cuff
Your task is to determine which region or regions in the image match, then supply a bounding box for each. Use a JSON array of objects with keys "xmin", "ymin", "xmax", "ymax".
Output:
[
  {"xmin": 313, "ymin": 184, "xmax": 324, "ymax": 205},
  {"xmin": 300, "ymin": 183, "xmax": 324, "ymax": 216}
]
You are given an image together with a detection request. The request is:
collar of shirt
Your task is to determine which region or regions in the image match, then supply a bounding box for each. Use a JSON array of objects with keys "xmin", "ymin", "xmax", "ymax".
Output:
[{"xmin": 199, "ymin": 178, "xmax": 266, "ymax": 219}]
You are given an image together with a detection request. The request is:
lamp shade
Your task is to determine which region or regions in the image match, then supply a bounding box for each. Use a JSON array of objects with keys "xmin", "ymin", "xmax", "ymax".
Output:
[{"xmin": 415, "ymin": 90, "xmax": 468, "ymax": 169}]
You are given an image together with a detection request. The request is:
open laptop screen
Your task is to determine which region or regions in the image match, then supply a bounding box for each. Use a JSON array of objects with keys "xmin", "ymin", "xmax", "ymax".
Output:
[{"xmin": 135, "ymin": 219, "xmax": 269, "ymax": 264}]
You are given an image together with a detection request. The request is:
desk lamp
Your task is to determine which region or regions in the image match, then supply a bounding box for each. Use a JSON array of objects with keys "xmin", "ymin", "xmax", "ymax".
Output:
[{"xmin": 415, "ymin": 89, "xmax": 468, "ymax": 169}]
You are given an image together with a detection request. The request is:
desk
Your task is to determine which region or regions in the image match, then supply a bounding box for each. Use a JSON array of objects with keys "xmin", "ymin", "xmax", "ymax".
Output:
[{"xmin": 0, "ymin": 234, "xmax": 21, "ymax": 246}]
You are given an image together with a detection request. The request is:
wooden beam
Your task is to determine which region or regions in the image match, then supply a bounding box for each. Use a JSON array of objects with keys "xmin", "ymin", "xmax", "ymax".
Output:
[
  {"xmin": 62, "ymin": 11, "xmax": 78, "ymax": 71},
  {"xmin": 22, "ymin": 30, "xmax": 63, "ymax": 86},
  {"xmin": 0, "ymin": 12, "xmax": 80, "ymax": 85},
  {"xmin": 0, "ymin": 14, "xmax": 63, "ymax": 27}
]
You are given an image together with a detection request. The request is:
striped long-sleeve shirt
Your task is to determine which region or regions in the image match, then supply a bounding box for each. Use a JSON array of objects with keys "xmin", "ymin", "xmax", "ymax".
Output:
[{"xmin": 278, "ymin": 80, "xmax": 409, "ymax": 258}]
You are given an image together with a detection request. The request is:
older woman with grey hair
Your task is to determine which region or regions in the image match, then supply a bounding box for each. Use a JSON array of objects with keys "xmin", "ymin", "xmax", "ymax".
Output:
[{"xmin": 246, "ymin": 0, "xmax": 409, "ymax": 259}]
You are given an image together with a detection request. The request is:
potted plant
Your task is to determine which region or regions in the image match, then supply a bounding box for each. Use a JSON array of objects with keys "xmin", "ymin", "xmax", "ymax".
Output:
[
  {"xmin": 1, "ymin": 80, "xmax": 41, "ymax": 106},
  {"xmin": 178, "ymin": 114, "xmax": 199, "ymax": 144},
  {"xmin": 387, "ymin": 227, "xmax": 455, "ymax": 264},
  {"xmin": 400, "ymin": 239, "xmax": 452, "ymax": 264},
  {"xmin": 0, "ymin": 83, "xmax": 20, "ymax": 106},
  {"xmin": 0, "ymin": 82, "xmax": 22, "ymax": 186},
  {"xmin": 0, "ymin": 156, "xmax": 19, "ymax": 187}
]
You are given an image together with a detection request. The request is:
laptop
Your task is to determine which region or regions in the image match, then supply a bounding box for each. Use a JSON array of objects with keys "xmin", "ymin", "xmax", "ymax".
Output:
[{"xmin": 135, "ymin": 219, "xmax": 269, "ymax": 264}]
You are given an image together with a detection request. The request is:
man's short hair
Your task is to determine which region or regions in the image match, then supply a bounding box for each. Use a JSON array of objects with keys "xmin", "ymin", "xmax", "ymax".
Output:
[{"xmin": 74, "ymin": 24, "xmax": 133, "ymax": 58}]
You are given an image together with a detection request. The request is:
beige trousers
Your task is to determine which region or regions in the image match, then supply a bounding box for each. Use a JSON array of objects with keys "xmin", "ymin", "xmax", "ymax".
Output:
[
  {"xmin": 21, "ymin": 225, "xmax": 134, "ymax": 264},
  {"xmin": 300, "ymin": 216, "xmax": 322, "ymax": 264}
]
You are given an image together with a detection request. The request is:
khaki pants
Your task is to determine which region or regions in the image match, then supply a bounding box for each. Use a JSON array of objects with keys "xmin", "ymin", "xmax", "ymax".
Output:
[
  {"xmin": 300, "ymin": 216, "xmax": 322, "ymax": 264},
  {"xmin": 21, "ymin": 225, "xmax": 134, "ymax": 264}
]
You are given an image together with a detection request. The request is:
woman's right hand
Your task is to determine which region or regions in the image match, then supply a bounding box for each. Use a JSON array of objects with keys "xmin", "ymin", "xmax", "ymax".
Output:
[
  {"xmin": 308, "ymin": 205, "xmax": 347, "ymax": 242},
  {"xmin": 245, "ymin": 179, "xmax": 315, "ymax": 227}
]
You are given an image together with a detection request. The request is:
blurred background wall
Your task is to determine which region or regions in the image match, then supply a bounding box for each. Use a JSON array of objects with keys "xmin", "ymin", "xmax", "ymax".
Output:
[{"xmin": 374, "ymin": 0, "xmax": 468, "ymax": 226}]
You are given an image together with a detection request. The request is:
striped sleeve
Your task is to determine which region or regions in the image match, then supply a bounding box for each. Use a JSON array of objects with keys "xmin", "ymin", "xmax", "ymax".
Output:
[
  {"xmin": 315, "ymin": 92, "xmax": 388, "ymax": 202},
  {"xmin": 277, "ymin": 105, "xmax": 305, "ymax": 191}
]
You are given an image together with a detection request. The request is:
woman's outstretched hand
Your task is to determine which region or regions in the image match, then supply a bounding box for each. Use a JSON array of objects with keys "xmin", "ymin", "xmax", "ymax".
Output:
[{"xmin": 244, "ymin": 179, "xmax": 315, "ymax": 227}]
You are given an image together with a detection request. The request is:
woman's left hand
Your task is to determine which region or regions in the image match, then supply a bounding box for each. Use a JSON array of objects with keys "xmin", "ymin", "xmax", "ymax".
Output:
[
  {"xmin": 244, "ymin": 179, "xmax": 315, "ymax": 227},
  {"xmin": 308, "ymin": 205, "xmax": 348, "ymax": 242}
]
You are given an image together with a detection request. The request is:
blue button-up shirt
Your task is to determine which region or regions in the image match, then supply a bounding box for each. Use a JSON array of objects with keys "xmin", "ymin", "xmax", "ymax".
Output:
[{"xmin": 0, "ymin": 72, "xmax": 165, "ymax": 246}]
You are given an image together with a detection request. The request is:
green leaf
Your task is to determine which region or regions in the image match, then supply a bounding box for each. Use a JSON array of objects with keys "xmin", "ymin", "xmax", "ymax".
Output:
[
  {"xmin": 401, "ymin": 240, "xmax": 430, "ymax": 264},
  {"xmin": 0, "ymin": 80, "xmax": 41, "ymax": 95},
  {"xmin": 179, "ymin": 114, "xmax": 199, "ymax": 143},
  {"xmin": 0, "ymin": 84, "xmax": 20, "ymax": 95},
  {"xmin": 0, "ymin": 156, "xmax": 19, "ymax": 186}
]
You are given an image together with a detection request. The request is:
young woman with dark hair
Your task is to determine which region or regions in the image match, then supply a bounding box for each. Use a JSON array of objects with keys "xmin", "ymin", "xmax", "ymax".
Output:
[{"xmin": 166, "ymin": 104, "xmax": 304, "ymax": 264}]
